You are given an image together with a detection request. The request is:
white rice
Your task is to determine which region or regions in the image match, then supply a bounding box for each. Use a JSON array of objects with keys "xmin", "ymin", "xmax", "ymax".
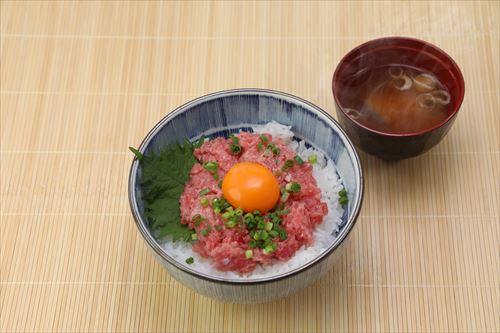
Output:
[{"xmin": 161, "ymin": 121, "xmax": 345, "ymax": 280}]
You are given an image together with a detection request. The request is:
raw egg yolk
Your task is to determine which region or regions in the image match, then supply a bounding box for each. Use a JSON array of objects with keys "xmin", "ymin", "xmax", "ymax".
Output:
[{"xmin": 221, "ymin": 162, "xmax": 280, "ymax": 213}]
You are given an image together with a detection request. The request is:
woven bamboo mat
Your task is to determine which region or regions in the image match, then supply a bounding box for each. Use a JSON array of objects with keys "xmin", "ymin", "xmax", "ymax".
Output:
[{"xmin": 1, "ymin": 1, "xmax": 499, "ymax": 332}]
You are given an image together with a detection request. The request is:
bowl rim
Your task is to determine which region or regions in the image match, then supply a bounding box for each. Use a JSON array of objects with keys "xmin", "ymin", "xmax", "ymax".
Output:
[
  {"xmin": 128, "ymin": 88, "xmax": 364, "ymax": 285},
  {"xmin": 332, "ymin": 36, "xmax": 465, "ymax": 137}
]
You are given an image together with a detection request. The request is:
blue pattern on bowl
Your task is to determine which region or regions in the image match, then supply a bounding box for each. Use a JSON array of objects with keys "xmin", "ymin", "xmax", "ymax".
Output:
[{"xmin": 129, "ymin": 89, "xmax": 363, "ymax": 302}]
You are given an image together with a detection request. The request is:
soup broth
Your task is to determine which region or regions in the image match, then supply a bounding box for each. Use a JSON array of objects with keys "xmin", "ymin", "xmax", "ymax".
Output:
[{"xmin": 339, "ymin": 65, "xmax": 451, "ymax": 134}]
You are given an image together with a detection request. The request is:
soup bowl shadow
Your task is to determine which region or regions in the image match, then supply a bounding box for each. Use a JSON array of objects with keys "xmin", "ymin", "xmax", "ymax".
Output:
[
  {"xmin": 332, "ymin": 36, "xmax": 465, "ymax": 160},
  {"xmin": 128, "ymin": 89, "xmax": 364, "ymax": 303}
]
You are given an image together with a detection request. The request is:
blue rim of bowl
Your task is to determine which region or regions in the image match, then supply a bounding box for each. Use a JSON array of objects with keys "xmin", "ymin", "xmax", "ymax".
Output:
[{"xmin": 128, "ymin": 88, "xmax": 364, "ymax": 285}]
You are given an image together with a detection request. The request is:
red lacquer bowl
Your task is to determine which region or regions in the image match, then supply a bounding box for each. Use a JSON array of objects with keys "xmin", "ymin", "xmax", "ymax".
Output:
[{"xmin": 332, "ymin": 37, "xmax": 465, "ymax": 160}]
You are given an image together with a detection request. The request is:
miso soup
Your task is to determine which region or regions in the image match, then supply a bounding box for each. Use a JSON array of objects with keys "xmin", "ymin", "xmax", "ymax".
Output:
[{"xmin": 339, "ymin": 65, "xmax": 451, "ymax": 134}]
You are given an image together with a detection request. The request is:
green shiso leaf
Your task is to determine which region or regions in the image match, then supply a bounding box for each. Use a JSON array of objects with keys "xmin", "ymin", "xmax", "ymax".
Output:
[{"xmin": 131, "ymin": 140, "xmax": 198, "ymax": 242}]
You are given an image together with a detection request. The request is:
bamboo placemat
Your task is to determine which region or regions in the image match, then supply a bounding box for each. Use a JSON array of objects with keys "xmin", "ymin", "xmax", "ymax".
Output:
[{"xmin": 1, "ymin": 1, "xmax": 499, "ymax": 332}]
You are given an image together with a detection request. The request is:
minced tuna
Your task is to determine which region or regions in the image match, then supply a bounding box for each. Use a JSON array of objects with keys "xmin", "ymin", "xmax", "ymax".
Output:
[{"xmin": 179, "ymin": 131, "xmax": 328, "ymax": 274}]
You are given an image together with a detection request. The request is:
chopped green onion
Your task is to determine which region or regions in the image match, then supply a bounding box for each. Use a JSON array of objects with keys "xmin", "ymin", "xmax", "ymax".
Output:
[
  {"xmin": 211, "ymin": 197, "xmax": 231, "ymax": 215},
  {"xmin": 285, "ymin": 182, "xmax": 301, "ymax": 193},
  {"xmin": 212, "ymin": 197, "xmax": 230, "ymax": 210},
  {"xmin": 229, "ymin": 134, "xmax": 239, "ymax": 144},
  {"xmin": 222, "ymin": 211, "xmax": 232, "ymax": 219},
  {"xmin": 263, "ymin": 243, "xmax": 277, "ymax": 254},
  {"xmin": 199, "ymin": 188, "xmax": 210, "ymax": 196},
  {"xmin": 280, "ymin": 192, "xmax": 289, "ymax": 202},
  {"xmin": 263, "ymin": 247, "xmax": 273, "ymax": 254},
  {"xmin": 225, "ymin": 219, "xmax": 237, "ymax": 228},
  {"xmin": 273, "ymin": 148, "xmax": 280, "ymax": 156},
  {"xmin": 259, "ymin": 134, "xmax": 269, "ymax": 143},
  {"xmin": 278, "ymin": 229, "xmax": 288, "ymax": 240},
  {"xmin": 217, "ymin": 180, "xmax": 223, "ymax": 188},
  {"xmin": 234, "ymin": 208, "xmax": 243, "ymax": 216},
  {"xmin": 268, "ymin": 212, "xmax": 281, "ymax": 225},
  {"xmin": 269, "ymin": 230, "xmax": 279, "ymax": 238},
  {"xmin": 257, "ymin": 142, "xmax": 263, "ymax": 151},
  {"xmin": 249, "ymin": 240, "xmax": 258, "ymax": 248},
  {"xmin": 282, "ymin": 159, "xmax": 294, "ymax": 171},
  {"xmin": 280, "ymin": 209, "xmax": 290, "ymax": 215},
  {"xmin": 200, "ymin": 197, "xmax": 209, "ymax": 207},
  {"xmin": 245, "ymin": 249, "xmax": 253, "ymax": 259},
  {"xmin": 203, "ymin": 161, "xmax": 218, "ymax": 173},
  {"xmin": 191, "ymin": 233, "xmax": 198, "ymax": 241},
  {"xmin": 213, "ymin": 173, "xmax": 219, "ymax": 181},
  {"xmin": 291, "ymin": 182, "xmax": 301, "ymax": 193},
  {"xmin": 308, "ymin": 154, "xmax": 317, "ymax": 164},
  {"xmin": 265, "ymin": 222, "xmax": 273, "ymax": 231},
  {"xmin": 253, "ymin": 210, "xmax": 261, "ymax": 215},
  {"xmin": 257, "ymin": 220, "xmax": 266, "ymax": 230},
  {"xmin": 255, "ymin": 215, "xmax": 264, "ymax": 222},
  {"xmin": 253, "ymin": 230, "xmax": 268, "ymax": 241},
  {"xmin": 243, "ymin": 213, "xmax": 255, "ymax": 224},
  {"xmin": 230, "ymin": 144, "xmax": 242, "ymax": 155},
  {"xmin": 265, "ymin": 143, "xmax": 281, "ymax": 156},
  {"xmin": 192, "ymin": 214, "xmax": 205, "ymax": 227},
  {"xmin": 185, "ymin": 257, "xmax": 194, "ymax": 264},
  {"xmin": 294, "ymin": 155, "xmax": 304, "ymax": 165},
  {"xmin": 201, "ymin": 229, "xmax": 209, "ymax": 236},
  {"xmin": 338, "ymin": 188, "xmax": 348, "ymax": 206}
]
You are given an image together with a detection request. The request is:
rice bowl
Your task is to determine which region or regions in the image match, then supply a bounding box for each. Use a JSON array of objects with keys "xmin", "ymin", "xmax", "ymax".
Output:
[{"xmin": 128, "ymin": 89, "xmax": 363, "ymax": 303}]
